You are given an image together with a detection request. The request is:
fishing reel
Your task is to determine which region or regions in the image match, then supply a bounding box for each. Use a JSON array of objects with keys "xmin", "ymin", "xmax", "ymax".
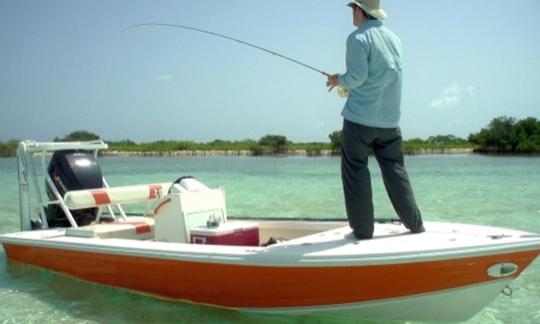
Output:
[{"xmin": 337, "ymin": 86, "xmax": 350, "ymax": 98}]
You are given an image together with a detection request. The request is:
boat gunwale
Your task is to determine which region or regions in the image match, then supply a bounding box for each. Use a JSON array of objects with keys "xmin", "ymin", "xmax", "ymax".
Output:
[{"xmin": 2, "ymin": 228, "xmax": 540, "ymax": 267}]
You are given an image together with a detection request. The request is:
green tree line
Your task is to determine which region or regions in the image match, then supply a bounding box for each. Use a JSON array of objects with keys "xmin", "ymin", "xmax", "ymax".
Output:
[
  {"xmin": 468, "ymin": 116, "xmax": 540, "ymax": 153},
  {"xmin": 1, "ymin": 116, "xmax": 538, "ymax": 158},
  {"xmin": 0, "ymin": 139, "xmax": 19, "ymax": 158}
]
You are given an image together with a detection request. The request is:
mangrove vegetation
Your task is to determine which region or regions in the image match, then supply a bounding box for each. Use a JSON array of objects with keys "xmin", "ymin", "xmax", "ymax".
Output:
[
  {"xmin": 468, "ymin": 116, "xmax": 540, "ymax": 153},
  {"xmin": 1, "ymin": 116, "xmax": 539, "ymax": 158},
  {"xmin": 0, "ymin": 139, "xmax": 19, "ymax": 158}
]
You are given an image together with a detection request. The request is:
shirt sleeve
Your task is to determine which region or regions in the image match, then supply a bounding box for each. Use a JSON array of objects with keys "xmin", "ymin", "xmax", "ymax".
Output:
[{"xmin": 338, "ymin": 34, "xmax": 369, "ymax": 90}]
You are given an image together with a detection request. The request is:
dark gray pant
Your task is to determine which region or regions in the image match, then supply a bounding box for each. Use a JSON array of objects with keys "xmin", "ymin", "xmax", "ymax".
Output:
[{"xmin": 341, "ymin": 119, "xmax": 424, "ymax": 238}]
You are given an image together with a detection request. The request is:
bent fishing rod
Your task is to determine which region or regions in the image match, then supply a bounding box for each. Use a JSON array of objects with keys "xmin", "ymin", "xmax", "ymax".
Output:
[{"xmin": 122, "ymin": 23, "xmax": 330, "ymax": 76}]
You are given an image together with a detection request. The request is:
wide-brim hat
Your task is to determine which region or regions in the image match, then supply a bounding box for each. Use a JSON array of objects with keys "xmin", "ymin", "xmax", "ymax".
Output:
[{"xmin": 347, "ymin": 0, "xmax": 388, "ymax": 20}]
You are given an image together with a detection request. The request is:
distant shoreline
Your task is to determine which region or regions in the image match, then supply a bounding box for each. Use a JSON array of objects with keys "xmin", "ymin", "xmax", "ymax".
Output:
[
  {"xmin": 99, "ymin": 148, "xmax": 475, "ymax": 157},
  {"xmin": 5, "ymin": 148, "xmax": 540, "ymax": 159}
]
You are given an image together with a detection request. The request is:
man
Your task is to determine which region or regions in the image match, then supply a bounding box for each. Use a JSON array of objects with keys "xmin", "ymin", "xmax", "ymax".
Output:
[{"xmin": 326, "ymin": 0, "xmax": 425, "ymax": 239}]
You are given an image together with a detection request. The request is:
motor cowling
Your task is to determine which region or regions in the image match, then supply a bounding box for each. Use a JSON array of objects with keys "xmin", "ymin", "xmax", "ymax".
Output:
[{"xmin": 45, "ymin": 150, "xmax": 103, "ymax": 227}]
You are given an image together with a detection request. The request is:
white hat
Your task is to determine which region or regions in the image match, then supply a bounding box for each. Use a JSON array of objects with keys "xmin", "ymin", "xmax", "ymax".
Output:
[{"xmin": 347, "ymin": 0, "xmax": 388, "ymax": 20}]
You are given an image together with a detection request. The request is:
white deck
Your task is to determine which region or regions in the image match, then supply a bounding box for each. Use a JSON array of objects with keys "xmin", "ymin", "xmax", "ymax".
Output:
[{"xmin": 2, "ymin": 220, "xmax": 540, "ymax": 267}]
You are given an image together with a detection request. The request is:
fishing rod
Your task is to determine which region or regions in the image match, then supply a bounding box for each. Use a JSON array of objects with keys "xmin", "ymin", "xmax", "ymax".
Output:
[{"xmin": 121, "ymin": 23, "xmax": 329, "ymax": 76}]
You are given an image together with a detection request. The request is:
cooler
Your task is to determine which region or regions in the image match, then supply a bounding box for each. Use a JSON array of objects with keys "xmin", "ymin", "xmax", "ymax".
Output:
[{"xmin": 190, "ymin": 221, "xmax": 259, "ymax": 246}]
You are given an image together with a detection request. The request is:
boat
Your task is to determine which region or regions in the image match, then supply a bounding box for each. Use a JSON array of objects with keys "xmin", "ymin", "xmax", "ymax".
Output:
[{"xmin": 1, "ymin": 140, "xmax": 539, "ymax": 322}]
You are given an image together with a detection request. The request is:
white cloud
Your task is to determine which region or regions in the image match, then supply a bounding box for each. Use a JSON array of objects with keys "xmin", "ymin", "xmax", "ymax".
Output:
[
  {"xmin": 314, "ymin": 121, "xmax": 325, "ymax": 128},
  {"xmin": 155, "ymin": 73, "xmax": 173, "ymax": 83},
  {"xmin": 430, "ymin": 82, "xmax": 476, "ymax": 111}
]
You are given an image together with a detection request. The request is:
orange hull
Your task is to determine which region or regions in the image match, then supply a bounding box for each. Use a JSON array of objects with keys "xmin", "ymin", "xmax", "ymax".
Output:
[{"xmin": 3, "ymin": 243, "xmax": 538, "ymax": 308}]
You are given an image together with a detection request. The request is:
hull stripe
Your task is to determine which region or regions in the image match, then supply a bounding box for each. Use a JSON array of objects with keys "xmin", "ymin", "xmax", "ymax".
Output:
[
  {"xmin": 3, "ymin": 243, "xmax": 538, "ymax": 308},
  {"xmin": 90, "ymin": 190, "xmax": 111, "ymax": 205}
]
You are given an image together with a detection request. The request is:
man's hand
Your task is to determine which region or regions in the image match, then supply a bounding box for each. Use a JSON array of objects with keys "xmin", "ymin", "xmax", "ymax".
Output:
[{"xmin": 325, "ymin": 73, "xmax": 340, "ymax": 92}]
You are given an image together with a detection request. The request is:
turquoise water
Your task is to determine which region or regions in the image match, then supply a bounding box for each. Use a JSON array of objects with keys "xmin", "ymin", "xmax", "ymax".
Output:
[{"xmin": 0, "ymin": 155, "xmax": 539, "ymax": 323}]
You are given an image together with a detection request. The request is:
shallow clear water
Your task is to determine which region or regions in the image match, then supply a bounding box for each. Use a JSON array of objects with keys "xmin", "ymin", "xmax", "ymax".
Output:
[{"xmin": 0, "ymin": 155, "xmax": 539, "ymax": 323}]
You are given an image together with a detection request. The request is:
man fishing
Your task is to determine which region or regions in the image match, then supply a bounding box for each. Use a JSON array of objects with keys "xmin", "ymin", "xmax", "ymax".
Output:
[{"xmin": 326, "ymin": 0, "xmax": 425, "ymax": 240}]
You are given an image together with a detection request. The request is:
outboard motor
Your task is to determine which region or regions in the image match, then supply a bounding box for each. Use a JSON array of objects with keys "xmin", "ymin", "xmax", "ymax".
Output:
[{"xmin": 45, "ymin": 150, "xmax": 103, "ymax": 227}]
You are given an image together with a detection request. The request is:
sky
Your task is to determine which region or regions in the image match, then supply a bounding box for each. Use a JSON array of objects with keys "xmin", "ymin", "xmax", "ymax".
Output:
[{"xmin": 1, "ymin": 0, "xmax": 539, "ymax": 143}]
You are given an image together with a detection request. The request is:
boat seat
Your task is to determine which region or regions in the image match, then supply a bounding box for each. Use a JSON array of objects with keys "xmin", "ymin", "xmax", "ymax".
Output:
[{"xmin": 65, "ymin": 217, "xmax": 154, "ymax": 240}]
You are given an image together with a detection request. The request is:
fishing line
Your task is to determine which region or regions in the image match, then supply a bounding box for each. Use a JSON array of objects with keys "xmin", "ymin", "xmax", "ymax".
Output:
[{"xmin": 121, "ymin": 23, "xmax": 329, "ymax": 76}]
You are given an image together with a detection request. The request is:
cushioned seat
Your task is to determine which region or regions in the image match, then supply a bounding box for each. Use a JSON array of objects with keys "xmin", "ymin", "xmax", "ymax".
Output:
[{"xmin": 66, "ymin": 217, "xmax": 154, "ymax": 240}]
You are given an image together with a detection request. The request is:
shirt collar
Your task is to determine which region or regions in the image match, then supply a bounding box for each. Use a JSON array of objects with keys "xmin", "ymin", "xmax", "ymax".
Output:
[{"xmin": 358, "ymin": 20, "xmax": 383, "ymax": 32}]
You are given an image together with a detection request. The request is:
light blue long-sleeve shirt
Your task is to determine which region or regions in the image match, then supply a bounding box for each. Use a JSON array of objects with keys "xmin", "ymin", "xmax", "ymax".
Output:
[{"xmin": 339, "ymin": 20, "xmax": 403, "ymax": 129}]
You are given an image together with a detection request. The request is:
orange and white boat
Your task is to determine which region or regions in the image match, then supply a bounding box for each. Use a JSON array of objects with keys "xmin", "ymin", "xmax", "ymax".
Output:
[{"xmin": 1, "ymin": 140, "xmax": 539, "ymax": 322}]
